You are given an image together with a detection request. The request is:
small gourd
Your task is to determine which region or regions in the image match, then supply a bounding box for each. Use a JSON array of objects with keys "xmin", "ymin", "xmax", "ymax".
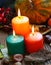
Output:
[{"xmin": 48, "ymin": 18, "xmax": 51, "ymax": 27}]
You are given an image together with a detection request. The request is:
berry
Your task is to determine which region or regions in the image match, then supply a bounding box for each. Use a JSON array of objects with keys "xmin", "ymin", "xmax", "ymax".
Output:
[
  {"xmin": 6, "ymin": 7, "xmax": 10, "ymax": 11},
  {"xmin": 0, "ymin": 7, "xmax": 15, "ymax": 30},
  {"xmin": 0, "ymin": 8, "xmax": 1, "ymax": 11},
  {"xmin": 6, "ymin": 11, "xmax": 9, "ymax": 14},
  {"xmin": 1, "ymin": 7, "xmax": 4, "ymax": 12},
  {"xmin": 0, "ymin": 17, "xmax": 3, "ymax": 22},
  {"xmin": 3, "ymin": 18, "xmax": 7, "ymax": 23},
  {"xmin": 0, "ymin": 13, "xmax": 2, "ymax": 17},
  {"xmin": 2, "ymin": 12, "xmax": 4, "ymax": 18}
]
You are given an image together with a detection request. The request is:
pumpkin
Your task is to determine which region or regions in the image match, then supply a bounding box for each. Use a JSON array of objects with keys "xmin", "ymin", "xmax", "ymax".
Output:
[{"xmin": 15, "ymin": 0, "xmax": 51, "ymax": 24}]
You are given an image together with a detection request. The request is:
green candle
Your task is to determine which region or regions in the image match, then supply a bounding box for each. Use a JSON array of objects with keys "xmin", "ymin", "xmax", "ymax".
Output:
[{"xmin": 6, "ymin": 34, "xmax": 25, "ymax": 55}]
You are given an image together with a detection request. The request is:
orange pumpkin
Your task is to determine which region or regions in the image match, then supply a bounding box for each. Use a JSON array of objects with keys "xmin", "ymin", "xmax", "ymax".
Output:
[{"xmin": 15, "ymin": 0, "xmax": 51, "ymax": 24}]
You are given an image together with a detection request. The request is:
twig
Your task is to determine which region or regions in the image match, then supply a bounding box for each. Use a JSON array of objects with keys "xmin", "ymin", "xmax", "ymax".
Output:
[{"xmin": 42, "ymin": 28, "xmax": 51, "ymax": 35}]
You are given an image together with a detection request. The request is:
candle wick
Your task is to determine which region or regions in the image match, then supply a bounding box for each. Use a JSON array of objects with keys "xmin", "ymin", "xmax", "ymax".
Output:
[
  {"xmin": 18, "ymin": 16, "xmax": 21, "ymax": 19},
  {"xmin": 14, "ymin": 36, "xmax": 16, "ymax": 38},
  {"xmin": 32, "ymin": 33, "xmax": 34, "ymax": 35}
]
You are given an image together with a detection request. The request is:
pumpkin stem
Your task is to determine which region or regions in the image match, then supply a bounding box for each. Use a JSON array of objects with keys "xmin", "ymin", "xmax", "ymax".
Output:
[{"xmin": 28, "ymin": 0, "xmax": 34, "ymax": 9}]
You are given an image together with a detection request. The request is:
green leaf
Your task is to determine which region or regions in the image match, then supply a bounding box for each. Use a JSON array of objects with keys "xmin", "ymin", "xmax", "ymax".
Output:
[
  {"xmin": 0, "ymin": 44, "xmax": 4, "ymax": 49},
  {"xmin": 0, "ymin": 52, "xmax": 3, "ymax": 58}
]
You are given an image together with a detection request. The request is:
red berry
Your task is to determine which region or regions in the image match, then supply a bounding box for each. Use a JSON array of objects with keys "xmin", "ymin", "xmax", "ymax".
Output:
[
  {"xmin": 8, "ymin": 7, "xmax": 10, "ymax": 11},
  {"xmin": 6, "ymin": 7, "xmax": 10, "ymax": 11},
  {"xmin": 3, "ymin": 18, "xmax": 7, "ymax": 23},
  {"xmin": 48, "ymin": 18, "xmax": 51, "ymax": 27},
  {"xmin": 1, "ymin": 7, "xmax": 4, "ymax": 12},
  {"xmin": 0, "ymin": 17, "xmax": 3, "ymax": 22},
  {"xmin": 0, "ymin": 8, "xmax": 1, "ymax": 11},
  {"xmin": 0, "ymin": 13, "xmax": 2, "ymax": 17},
  {"xmin": 2, "ymin": 12, "xmax": 4, "ymax": 18},
  {"xmin": 6, "ymin": 11, "xmax": 9, "ymax": 14}
]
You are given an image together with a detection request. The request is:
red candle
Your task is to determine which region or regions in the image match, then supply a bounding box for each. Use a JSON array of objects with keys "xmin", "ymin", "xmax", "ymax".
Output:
[{"xmin": 25, "ymin": 26, "xmax": 43, "ymax": 53}]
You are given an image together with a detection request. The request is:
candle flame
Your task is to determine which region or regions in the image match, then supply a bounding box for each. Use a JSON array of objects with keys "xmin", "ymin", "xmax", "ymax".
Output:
[
  {"xmin": 13, "ymin": 30, "xmax": 15, "ymax": 37},
  {"xmin": 32, "ymin": 25, "xmax": 34, "ymax": 35},
  {"xmin": 18, "ymin": 8, "xmax": 21, "ymax": 16}
]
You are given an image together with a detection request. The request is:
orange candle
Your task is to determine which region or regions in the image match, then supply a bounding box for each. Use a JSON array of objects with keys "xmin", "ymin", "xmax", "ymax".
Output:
[{"xmin": 12, "ymin": 9, "xmax": 30, "ymax": 36}]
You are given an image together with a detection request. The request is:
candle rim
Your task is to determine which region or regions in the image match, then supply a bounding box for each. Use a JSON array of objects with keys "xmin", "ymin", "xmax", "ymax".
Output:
[
  {"xmin": 6, "ymin": 35, "xmax": 24, "ymax": 43},
  {"xmin": 26, "ymin": 32, "xmax": 43, "ymax": 41},
  {"xmin": 12, "ymin": 16, "xmax": 29, "ymax": 24}
]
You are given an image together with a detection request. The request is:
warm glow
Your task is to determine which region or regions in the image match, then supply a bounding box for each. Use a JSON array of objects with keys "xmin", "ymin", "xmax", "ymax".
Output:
[
  {"xmin": 28, "ymin": 0, "xmax": 32, "ymax": 2},
  {"xmin": 13, "ymin": 30, "xmax": 15, "ymax": 37},
  {"xmin": 18, "ymin": 8, "xmax": 21, "ymax": 16},
  {"xmin": 32, "ymin": 25, "xmax": 34, "ymax": 35}
]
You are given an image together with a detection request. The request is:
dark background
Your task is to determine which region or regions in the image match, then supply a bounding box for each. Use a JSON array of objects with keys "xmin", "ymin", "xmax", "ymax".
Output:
[{"xmin": 0, "ymin": 0, "xmax": 15, "ymax": 8}]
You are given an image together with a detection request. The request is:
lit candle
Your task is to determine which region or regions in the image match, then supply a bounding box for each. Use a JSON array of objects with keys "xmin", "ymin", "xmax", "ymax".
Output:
[
  {"xmin": 24, "ymin": 26, "xmax": 44, "ymax": 53},
  {"xmin": 6, "ymin": 30, "xmax": 25, "ymax": 55},
  {"xmin": 12, "ymin": 8, "xmax": 31, "ymax": 36}
]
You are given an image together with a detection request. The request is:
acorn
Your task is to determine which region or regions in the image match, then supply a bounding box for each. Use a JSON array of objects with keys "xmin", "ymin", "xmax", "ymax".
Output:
[
  {"xmin": 13, "ymin": 54, "xmax": 23, "ymax": 62},
  {"xmin": 14, "ymin": 62, "xmax": 22, "ymax": 65}
]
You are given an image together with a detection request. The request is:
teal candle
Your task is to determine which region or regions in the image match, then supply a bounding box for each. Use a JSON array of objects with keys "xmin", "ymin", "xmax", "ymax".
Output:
[{"xmin": 6, "ymin": 35, "xmax": 25, "ymax": 55}]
